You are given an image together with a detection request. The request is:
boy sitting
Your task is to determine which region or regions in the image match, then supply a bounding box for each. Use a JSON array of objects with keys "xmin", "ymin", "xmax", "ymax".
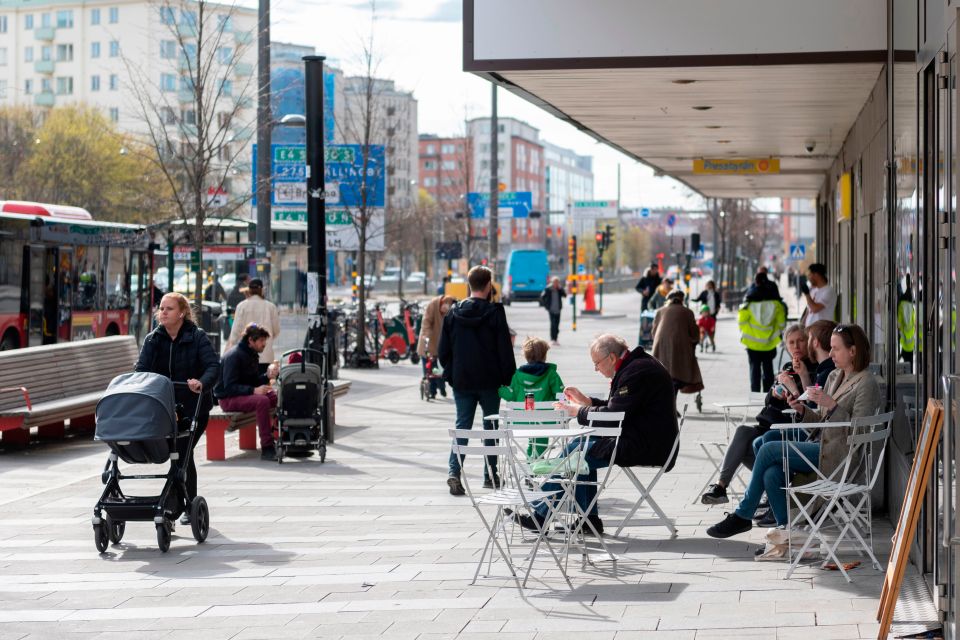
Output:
[
  {"xmin": 498, "ymin": 337, "xmax": 565, "ymax": 456},
  {"xmin": 697, "ymin": 304, "xmax": 716, "ymax": 352}
]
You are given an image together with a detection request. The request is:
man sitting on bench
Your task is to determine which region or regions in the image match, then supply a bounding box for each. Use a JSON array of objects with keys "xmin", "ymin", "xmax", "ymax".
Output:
[{"xmin": 214, "ymin": 323, "xmax": 280, "ymax": 460}]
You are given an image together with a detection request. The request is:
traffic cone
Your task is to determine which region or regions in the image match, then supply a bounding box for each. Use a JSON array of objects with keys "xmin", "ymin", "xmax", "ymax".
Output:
[{"xmin": 582, "ymin": 279, "xmax": 599, "ymax": 314}]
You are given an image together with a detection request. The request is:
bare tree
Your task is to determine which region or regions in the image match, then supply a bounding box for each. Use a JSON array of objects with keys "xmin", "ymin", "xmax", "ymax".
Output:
[{"xmin": 124, "ymin": 0, "xmax": 257, "ymax": 307}]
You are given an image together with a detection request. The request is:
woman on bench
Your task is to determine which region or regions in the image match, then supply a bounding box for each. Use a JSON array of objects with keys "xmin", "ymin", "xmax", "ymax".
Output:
[{"xmin": 135, "ymin": 292, "xmax": 220, "ymax": 525}]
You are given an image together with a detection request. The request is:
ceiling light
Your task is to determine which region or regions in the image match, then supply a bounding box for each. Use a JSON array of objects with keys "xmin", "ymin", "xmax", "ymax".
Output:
[
  {"xmin": 692, "ymin": 105, "xmax": 712, "ymax": 111},
  {"xmin": 716, "ymin": 140, "xmax": 731, "ymax": 144},
  {"xmin": 672, "ymin": 79, "xmax": 696, "ymax": 85}
]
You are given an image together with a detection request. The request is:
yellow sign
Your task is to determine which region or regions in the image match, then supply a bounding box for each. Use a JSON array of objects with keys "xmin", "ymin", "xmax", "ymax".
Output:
[
  {"xmin": 836, "ymin": 172, "xmax": 852, "ymax": 222},
  {"xmin": 577, "ymin": 247, "xmax": 585, "ymax": 264},
  {"xmin": 692, "ymin": 158, "xmax": 780, "ymax": 175}
]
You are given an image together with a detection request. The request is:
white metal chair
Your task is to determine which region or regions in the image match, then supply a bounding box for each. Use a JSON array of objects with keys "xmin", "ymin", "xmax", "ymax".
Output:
[
  {"xmin": 696, "ymin": 392, "xmax": 768, "ymax": 503},
  {"xmin": 449, "ymin": 428, "xmax": 571, "ymax": 590},
  {"xmin": 505, "ymin": 401, "xmax": 560, "ymax": 411},
  {"xmin": 614, "ymin": 403, "xmax": 686, "ymax": 537},
  {"xmin": 777, "ymin": 411, "xmax": 894, "ymax": 582}
]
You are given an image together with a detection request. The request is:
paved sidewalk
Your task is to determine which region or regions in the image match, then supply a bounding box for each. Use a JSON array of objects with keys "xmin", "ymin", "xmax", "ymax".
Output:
[{"xmin": 0, "ymin": 292, "xmax": 903, "ymax": 639}]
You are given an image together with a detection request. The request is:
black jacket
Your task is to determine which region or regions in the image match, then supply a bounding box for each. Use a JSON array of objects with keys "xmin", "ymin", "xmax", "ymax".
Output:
[
  {"xmin": 577, "ymin": 347, "xmax": 679, "ymax": 470},
  {"xmin": 635, "ymin": 273, "xmax": 661, "ymax": 298},
  {"xmin": 214, "ymin": 340, "xmax": 268, "ymax": 398},
  {"xmin": 135, "ymin": 321, "xmax": 219, "ymax": 417},
  {"xmin": 540, "ymin": 286, "xmax": 566, "ymax": 313},
  {"xmin": 694, "ymin": 289, "xmax": 721, "ymax": 316},
  {"xmin": 438, "ymin": 297, "xmax": 516, "ymax": 391}
]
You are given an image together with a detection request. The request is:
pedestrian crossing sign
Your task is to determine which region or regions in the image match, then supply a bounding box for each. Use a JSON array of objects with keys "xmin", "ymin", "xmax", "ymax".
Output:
[{"xmin": 789, "ymin": 244, "xmax": 806, "ymax": 261}]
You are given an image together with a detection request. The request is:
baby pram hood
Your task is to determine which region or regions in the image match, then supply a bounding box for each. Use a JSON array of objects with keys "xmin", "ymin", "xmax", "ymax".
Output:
[{"xmin": 95, "ymin": 371, "xmax": 177, "ymax": 443}]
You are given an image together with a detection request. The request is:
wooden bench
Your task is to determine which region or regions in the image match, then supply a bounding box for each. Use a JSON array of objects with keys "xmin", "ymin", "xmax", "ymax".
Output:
[
  {"xmin": 205, "ymin": 379, "xmax": 352, "ymax": 461},
  {"xmin": 0, "ymin": 336, "xmax": 140, "ymax": 446}
]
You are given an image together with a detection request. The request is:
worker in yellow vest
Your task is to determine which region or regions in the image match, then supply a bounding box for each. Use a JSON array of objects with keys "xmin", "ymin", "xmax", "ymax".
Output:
[{"xmin": 738, "ymin": 272, "xmax": 787, "ymax": 392}]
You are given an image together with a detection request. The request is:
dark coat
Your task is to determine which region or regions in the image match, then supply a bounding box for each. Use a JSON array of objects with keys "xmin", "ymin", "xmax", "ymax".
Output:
[
  {"xmin": 635, "ymin": 273, "xmax": 662, "ymax": 298},
  {"xmin": 577, "ymin": 346, "xmax": 679, "ymax": 470},
  {"xmin": 694, "ymin": 289, "xmax": 721, "ymax": 317},
  {"xmin": 540, "ymin": 286, "xmax": 566, "ymax": 313},
  {"xmin": 438, "ymin": 297, "xmax": 516, "ymax": 391},
  {"xmin": 214, "ymin": 340, "xmax": 269, "ymax": 398},
  {"xmin": 135, "ymin": 321, "xmax": 219, "ymax": 417},
  {"xmin": 652, "ymin": 300, "xmax": 703, "ymax": 391}
]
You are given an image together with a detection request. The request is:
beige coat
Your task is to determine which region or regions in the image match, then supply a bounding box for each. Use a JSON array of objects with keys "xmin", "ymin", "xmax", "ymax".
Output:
[
  {"xmin": 417, "ymin": 295, "xmax": 453, "ymax": 357},
  {"xmin": 802, "ymin": 368, "xmax": 882, "ymax": 478},
  {"xmin": 651, "ymin": 300, "xmax": 703, "ymax": 391},
  {"xmin": 226, "ymin": 294, "xmax": 281, "ymax": 363}
]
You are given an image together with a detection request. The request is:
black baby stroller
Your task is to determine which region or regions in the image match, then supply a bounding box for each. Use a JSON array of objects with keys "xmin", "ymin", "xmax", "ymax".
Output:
[
  {"xmin": 277, "ymin": 348, "xmax": 331, "ymax": 464},
  {"xmin": 92, "ymin": 371, "xmax": 209, "ymax": 553},
  {"xmin": 419, "ymin": 337, "xmax": 444, "ymax": 401}
]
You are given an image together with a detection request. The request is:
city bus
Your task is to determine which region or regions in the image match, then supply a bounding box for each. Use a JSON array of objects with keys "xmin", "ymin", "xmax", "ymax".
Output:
[{"xmin": 0, "ymin": 201, "xmax": 155, "ymax": 350}]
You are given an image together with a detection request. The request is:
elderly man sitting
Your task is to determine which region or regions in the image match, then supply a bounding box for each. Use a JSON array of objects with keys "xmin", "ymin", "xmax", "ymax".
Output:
[{"xmin": 514, "ymin": 334, "xmax": 678, "ymax": 535}]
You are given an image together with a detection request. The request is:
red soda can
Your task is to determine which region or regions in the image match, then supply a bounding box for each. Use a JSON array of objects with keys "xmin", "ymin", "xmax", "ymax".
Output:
[{"xmin": 524, "ymin": 392, "xmax": 535, "ymax": 411}]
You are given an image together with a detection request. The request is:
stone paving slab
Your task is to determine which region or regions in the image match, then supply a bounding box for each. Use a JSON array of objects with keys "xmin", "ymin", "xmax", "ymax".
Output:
[{"xmin": 0, "ymin": 291, "xmax": 923, "ymax": 639}]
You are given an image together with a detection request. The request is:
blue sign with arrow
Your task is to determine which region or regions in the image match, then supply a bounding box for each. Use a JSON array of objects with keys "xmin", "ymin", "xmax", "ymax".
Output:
[{"xmin": 467, "ymin": 191, "xmax": 533, "ymax": 219}]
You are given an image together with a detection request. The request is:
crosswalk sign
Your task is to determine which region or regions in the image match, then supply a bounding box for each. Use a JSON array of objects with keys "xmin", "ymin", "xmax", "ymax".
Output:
[{"xmin": 789, "ymin": 244, "xmax": 806, "ymax": 261}]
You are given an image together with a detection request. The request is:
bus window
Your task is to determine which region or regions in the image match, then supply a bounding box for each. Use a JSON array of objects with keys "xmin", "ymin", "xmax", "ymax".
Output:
[
  {"xmin": 0, "ymin": 237, "xmax": 24, "ymax": 349},
  {"xmin": 105, "ymin": 246, "xmax": 129, "ymax": 309},
  {"xmin": 74, "ymin": 245, "xmax": 102, "ymax": 311}
]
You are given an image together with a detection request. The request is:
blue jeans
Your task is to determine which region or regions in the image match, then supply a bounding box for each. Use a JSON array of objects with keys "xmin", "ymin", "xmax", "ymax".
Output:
[
  {"xmin": 448, "ymin": 388, "xmax": 501, "ymax": 481},
  {"xmin": 534, "ymin": 438, "xmax": 609, "ymax": 519},
  {"xmin": 753, "ymin": 427, "xmax": 808, "ymax": 458},
  {"xmin": 735, "ymin": 440, "xmax": 819, "ymax": 525}
]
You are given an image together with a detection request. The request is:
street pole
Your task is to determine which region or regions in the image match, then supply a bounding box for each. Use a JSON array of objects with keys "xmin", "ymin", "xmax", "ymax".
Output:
[
  {"xmin": 569, "ymin": 235, "xmax": 578, "ymax": 332},
  {"xmin": 255, "ymin": 0, "xmax": 272, "ymax": 291},
  {"xmin": 304, "ymin": 55, "xmax": 327, "ymax": 368},
  {"xmin": 489, "ymin": 83, "xmax": 499, "ymax": 268}
]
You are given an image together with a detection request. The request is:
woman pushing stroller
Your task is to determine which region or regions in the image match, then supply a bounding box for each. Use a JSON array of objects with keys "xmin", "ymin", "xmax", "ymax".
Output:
[{"xmin": 135, "ymin": 292, "xmax": 220, "ymax": 525}]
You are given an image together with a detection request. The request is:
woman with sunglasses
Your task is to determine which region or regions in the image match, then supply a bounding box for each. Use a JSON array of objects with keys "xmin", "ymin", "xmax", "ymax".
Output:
[{"xmin": 707, "ymin": 323, "xmax": 880, "ymax": 538}]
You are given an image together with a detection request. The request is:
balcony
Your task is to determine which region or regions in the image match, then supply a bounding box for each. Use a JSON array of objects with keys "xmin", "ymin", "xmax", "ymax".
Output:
[
  {"xmin": 34, "ymin": 26, "xmax": 55, "ymax": 41},
  {"xmin": 34, "ymin": 91, "xmax": 55, "ymax": 107},
  {"xmin": 233, "ymin": 30, "xmax": 253, "ymax": 45},
  {"xmin": 34, "ymin": 60, "xmax": 55, "ymax": 74},
  {"xmin": 234, "ymin": 62, "xmax": 253, "ymax": 77}
]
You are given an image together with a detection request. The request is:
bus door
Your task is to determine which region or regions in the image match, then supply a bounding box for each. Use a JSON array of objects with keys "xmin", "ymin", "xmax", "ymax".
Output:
[
  {"xmin": 128, "ymin": 250, "xmax": 154, "ymax": 342},
  {"xmin": 25, "ymin": 246, "xmax": 45, "ymax": 346}
]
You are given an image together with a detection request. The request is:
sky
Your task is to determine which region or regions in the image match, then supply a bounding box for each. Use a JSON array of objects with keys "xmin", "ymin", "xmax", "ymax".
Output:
[{"xmin": 266, "ymin": 0, "xmax": 704, "ymax": 210}]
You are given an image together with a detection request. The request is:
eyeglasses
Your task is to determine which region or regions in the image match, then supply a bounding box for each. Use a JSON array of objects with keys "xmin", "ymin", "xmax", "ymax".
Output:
[{"xmin": 591, "ymin": 352, "xmax": 610, "ymax": 370}]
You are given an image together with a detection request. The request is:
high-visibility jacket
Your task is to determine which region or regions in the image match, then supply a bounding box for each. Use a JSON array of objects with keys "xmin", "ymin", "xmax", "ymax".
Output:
[
  {"xmin": 738, "ymin": 300, "xmax": 786, "ymax": 352},
  {"xmin": 897, "ymin": 300, "xmax": 916, "ymax": 353}
]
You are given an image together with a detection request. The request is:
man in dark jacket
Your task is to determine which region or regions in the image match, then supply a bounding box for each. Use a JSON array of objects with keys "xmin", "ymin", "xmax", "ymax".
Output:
[
  {"xmin": 214, "ymin": 323, "xmax": 280, "ymax": 460},
  {"xmin": 517, "ymin": 334, "xmax": 678, "ymax": 535},
  {"xmin": 439, "ymin": 265, "xmax": 516, "ymax": 495},
  {"xmin": 635, "ymin": 263, "xmax": 661, "ymax": 311},
  {"xmin": 539, "ymin": 277, "xmax": 567, "ymax": 344}
]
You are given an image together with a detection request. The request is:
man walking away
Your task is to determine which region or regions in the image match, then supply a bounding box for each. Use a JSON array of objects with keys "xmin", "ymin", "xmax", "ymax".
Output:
[
  {"xmin": 540, "ymin": 277, "xmax": 567, "ymax": 345},
  {"xmin": 801, "ymin": 263, "xmax": 836, "ymax": 326},
  {"xmin": 439, "ymin": 265, "xmax": 517, "ymax": 496},
  {"xmin": 635, "ymin": 263, "xmax": 661, "ymax": 312}
]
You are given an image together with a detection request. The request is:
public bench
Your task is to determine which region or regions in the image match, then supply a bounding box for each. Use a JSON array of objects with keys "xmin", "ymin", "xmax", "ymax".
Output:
[
  {"xmin": 0, "ymin": 336, "xmax": 140, "ymax": 446},
  {"xmin": 204, "ymin": 379, "xmax": 352, "ymax": 460}
]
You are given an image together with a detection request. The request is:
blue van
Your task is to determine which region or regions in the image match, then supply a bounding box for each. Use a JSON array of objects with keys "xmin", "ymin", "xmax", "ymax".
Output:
[{"xmin": 503, "ymin": 249, "xmax": 550, "ymax": 304}]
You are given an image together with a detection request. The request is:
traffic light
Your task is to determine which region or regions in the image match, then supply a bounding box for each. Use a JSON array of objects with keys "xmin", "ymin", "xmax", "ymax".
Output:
[
  {"xmin": 691, "ymin": 232, "xmax": 701, "ymax": 254},
  {"xmin": 605, "ymin": 224, "xmax": 614, "ymax": 249},
  {"xmin": 595, "ymin": 231, "xmax": 605, "ymax": 251}
]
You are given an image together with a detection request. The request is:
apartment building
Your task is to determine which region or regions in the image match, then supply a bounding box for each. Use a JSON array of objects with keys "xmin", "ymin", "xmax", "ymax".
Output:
[
  {"xmin": 418, "ymin": 134, "xmax": 471, "ymax": 211},
  {"xmin": 466, "ymin": 116, "xmax": 545, "ymax": 211},
  {"xmin": 543, "ymin": 141, "xmax": 593, "ymax": 212}
]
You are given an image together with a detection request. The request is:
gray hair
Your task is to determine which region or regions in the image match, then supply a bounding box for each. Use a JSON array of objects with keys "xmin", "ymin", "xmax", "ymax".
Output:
[
  {"xmin": 783, "ymin": 323, "xmax": 805, "ymax": 342},
  {"xmin": 590, "ymin": 334, "xmax": 629, "ymax": 358}
]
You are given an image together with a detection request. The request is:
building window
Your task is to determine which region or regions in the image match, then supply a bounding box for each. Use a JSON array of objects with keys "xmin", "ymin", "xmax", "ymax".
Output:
[
  {"xmin": 423, "ymin": 177, "xmax": 437, "ymax": 187},
  {"xmin": 160, "ymin": 6, "xmax": 176, "ymax": 25},
  {"xmin": 24, "ymin": 47, "xmax": 33, "ymax": 63},
  {"xmin": 41, "ymin": 13, "xmax": 50, "ymax": 28},
  {"xmin": 90, "ymin": 8, "xmax": 100, "ymax": 25},
  {"xmin": 109, "ymin": 7, "xmax": 119, "ymax": 23},
  {"xmin": 24, "ymin": 15, "xmax": 33, "ymax": 30},
  {"xmin": 109, "ymin": 41, "xmax": 119, "ymax": 57},
  {"xmin": 24, "ymin": 79, "xmax": 32, "ymax": 95},
  {"xmin": 216, "ymin": 46, "xmax": 232, "ymax": 64},
  {"xmin": 221, "ymin": 79, "xmax": 232, "ymax": 96},
  {"xmin": 91, "ymin": 42, "xmax": 100, "ymax": 58},
  {"xmin": 217, "ymin": 15, "xmax": 232, "ymax": 31},
  {"xmin": 161, "ymin": 107, "xmax": 176, "ymax": 125},
  {"xmin": 41, "ymin": 46, "xmax": 51, "ymax": 61},
  {"xmin": 55, "ymin": 76, "xmax": 73, "ymax": 95},
  {"xmin": 0, "ymin": 16, "xmax": 7, "ymax": 33},
  {"xmin": 181, "ymin": 10, "xmax": 197, "ymax": 28},
  {"xmin": 160, "ymin": 73, "xmax": 176, "ymax": 92},
  {"xmin": 441, "ymin": 160, "xmax": 456, "ymax": 170},
  {"xmin": 90, "ymin": 75, "xmax": 100, "ymax": 91},
  {"xmin": 56, "ymin": 44, "xmax": 73, "ymax": 62},
  {"xmin": 180, "ymin": 109, "xmax": 196, "ymax": 125},
  {"xmin": 56, "ymin": 10, "xmax": 73, "ymax": 28},
  {"xmin": 422, "ymin": 160, "xmax": 435, "ymax": 170},
  {"xmin": 160, "ymin": 40, "xmax": 176, "ymax": 58},
  {"xmin": 441, "ymin": 144, "xmax": 455, "ymax": 154},
  {"xmin": 41, "ymin": 78, "xmax": 51, "ymax": 93},
  {"xmin": 0, "ymin": 48, "xmax": 7, "ymax": 67},
  {"xmin": 217, "ymin": 112, "xmax": 232, "ymax": 128},
  {"xmin": 109, "ymin": 74, "xmax": 118, "ymax": 91},
  {"xmin": 425, "ymin": 144, "xmax": 435, "ymax": 154},
  {"xmin": 109, "ymin": 107, "xmax": 119, "ymax": 122}
]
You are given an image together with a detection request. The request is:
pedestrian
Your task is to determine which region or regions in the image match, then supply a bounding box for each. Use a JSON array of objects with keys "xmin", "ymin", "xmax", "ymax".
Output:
[
  {"xmin": 203, "ymin": 275, "xmax": 226, "ymax": 304},
  {"xmin": 801, "ymin": 262, "xmax": 837, "ymax": 326},
  {"xmin": 134, "ymin": 292, "xmax": 220, "ymax": 525},
  {"xmin": 225, "ymin": 273, "xmax": 249, "ymax": 338},
  {"xmin": 694, "ymin": 279, "xmax": 721, "ymax": 318},
  {"xmin": 649, "ymin": 278, "xmax": 673, "ymax": 310},
  {"xmin": 416, "ymin": 294, "xmax": 457, "ymax": 399},
  {"xmin": 738, "ymin": 273, "xmax": 787, "ymax": 392},
  {"xmin": 539, "ymin": 276, "xmax": 567, "ymax": 345},
  {"xmin": 215, "ymin": 323, "xmax": 281, "ymax": 461},
  {"xmin": 439, "ymin": 265, "xmax": 517, "ymax": 496},
  {"xmin": 498, "ymin": 336, "xmax": 564, "ymax": 457},
  {"xmin": 635, "ymin": 263, "xmax": 661, "ymax": 312},
  {"xmin": 652, "ymin": 290, "xmax": 703, "ymax": 396},
  {"xmin": 226, "ymin": 278, "xmax": 280, "ymax": 367},
  {"xmin": 897, "ymin": 274, "xmax": 916, "ymax": 365}
]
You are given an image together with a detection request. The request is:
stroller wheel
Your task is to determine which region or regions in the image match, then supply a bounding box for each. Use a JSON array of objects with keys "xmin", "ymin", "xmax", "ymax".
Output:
[
  {"xmin": 106, "ymin": 515, "xmax": 125, "ymax": 545},
  {"xmin": 93, "ymin": 520, "xmax": 109, "ymax": 553},
  {"xmin": 190, "ymin": 496, "xmax": 209, "ymax": 543},
  {"xmin": 319, "ymin": 442, "xmax": 327, "ymax": 463},
  {"xmin": 156, "ymin": 522, "xmax": 171, "ymax": 553},
  {"xmin": 410, "ymin": 352, "xmax": 420, "ymax": 365}
]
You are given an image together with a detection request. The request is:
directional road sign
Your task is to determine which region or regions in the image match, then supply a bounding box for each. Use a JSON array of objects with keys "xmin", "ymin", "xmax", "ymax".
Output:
[
  {"xmin": 466, "ymin": 191, "xmax": 533, "ymax": 219},
  {"xmin": 667, "ymin": 213, "xmax": 677, "ymax": 228}
]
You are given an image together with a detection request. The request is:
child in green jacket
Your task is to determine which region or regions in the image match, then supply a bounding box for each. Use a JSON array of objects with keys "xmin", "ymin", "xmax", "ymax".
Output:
[{"xmin": 498, "ymin": 337, "xmax": 565, "ymax": 456}]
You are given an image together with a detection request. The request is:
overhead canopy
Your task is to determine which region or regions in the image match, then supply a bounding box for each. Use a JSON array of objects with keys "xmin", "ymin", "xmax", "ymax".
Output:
[{"xmin": 464, "ymin": 0, "xmax": 915, "ymax": 198}]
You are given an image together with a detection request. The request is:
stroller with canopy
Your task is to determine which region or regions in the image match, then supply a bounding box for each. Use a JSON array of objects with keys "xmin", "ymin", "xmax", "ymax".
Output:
[
  {"xmin": 92, "ymin": 371, "xmax": 210, "ymax": 553},
  {"xmin": 277, "ymin": 348, "xmax": 331, "ymax": 464}
]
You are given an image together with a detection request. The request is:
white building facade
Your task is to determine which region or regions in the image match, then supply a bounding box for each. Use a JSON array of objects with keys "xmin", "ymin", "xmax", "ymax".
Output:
[{"xmin": 542, "ymin": 141, "xmax": 593, "ymax": 212}]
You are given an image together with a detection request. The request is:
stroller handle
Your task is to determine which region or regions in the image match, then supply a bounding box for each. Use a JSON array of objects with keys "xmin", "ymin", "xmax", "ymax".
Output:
[{"xmin": 281, "ymin": 348, "xmax": 324, "ymax": 373}]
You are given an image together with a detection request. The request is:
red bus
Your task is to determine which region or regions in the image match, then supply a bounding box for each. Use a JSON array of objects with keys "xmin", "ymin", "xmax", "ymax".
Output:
[{"xmin": 0, "ymin": 201, "xmax": 155, "ymax": 350}]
